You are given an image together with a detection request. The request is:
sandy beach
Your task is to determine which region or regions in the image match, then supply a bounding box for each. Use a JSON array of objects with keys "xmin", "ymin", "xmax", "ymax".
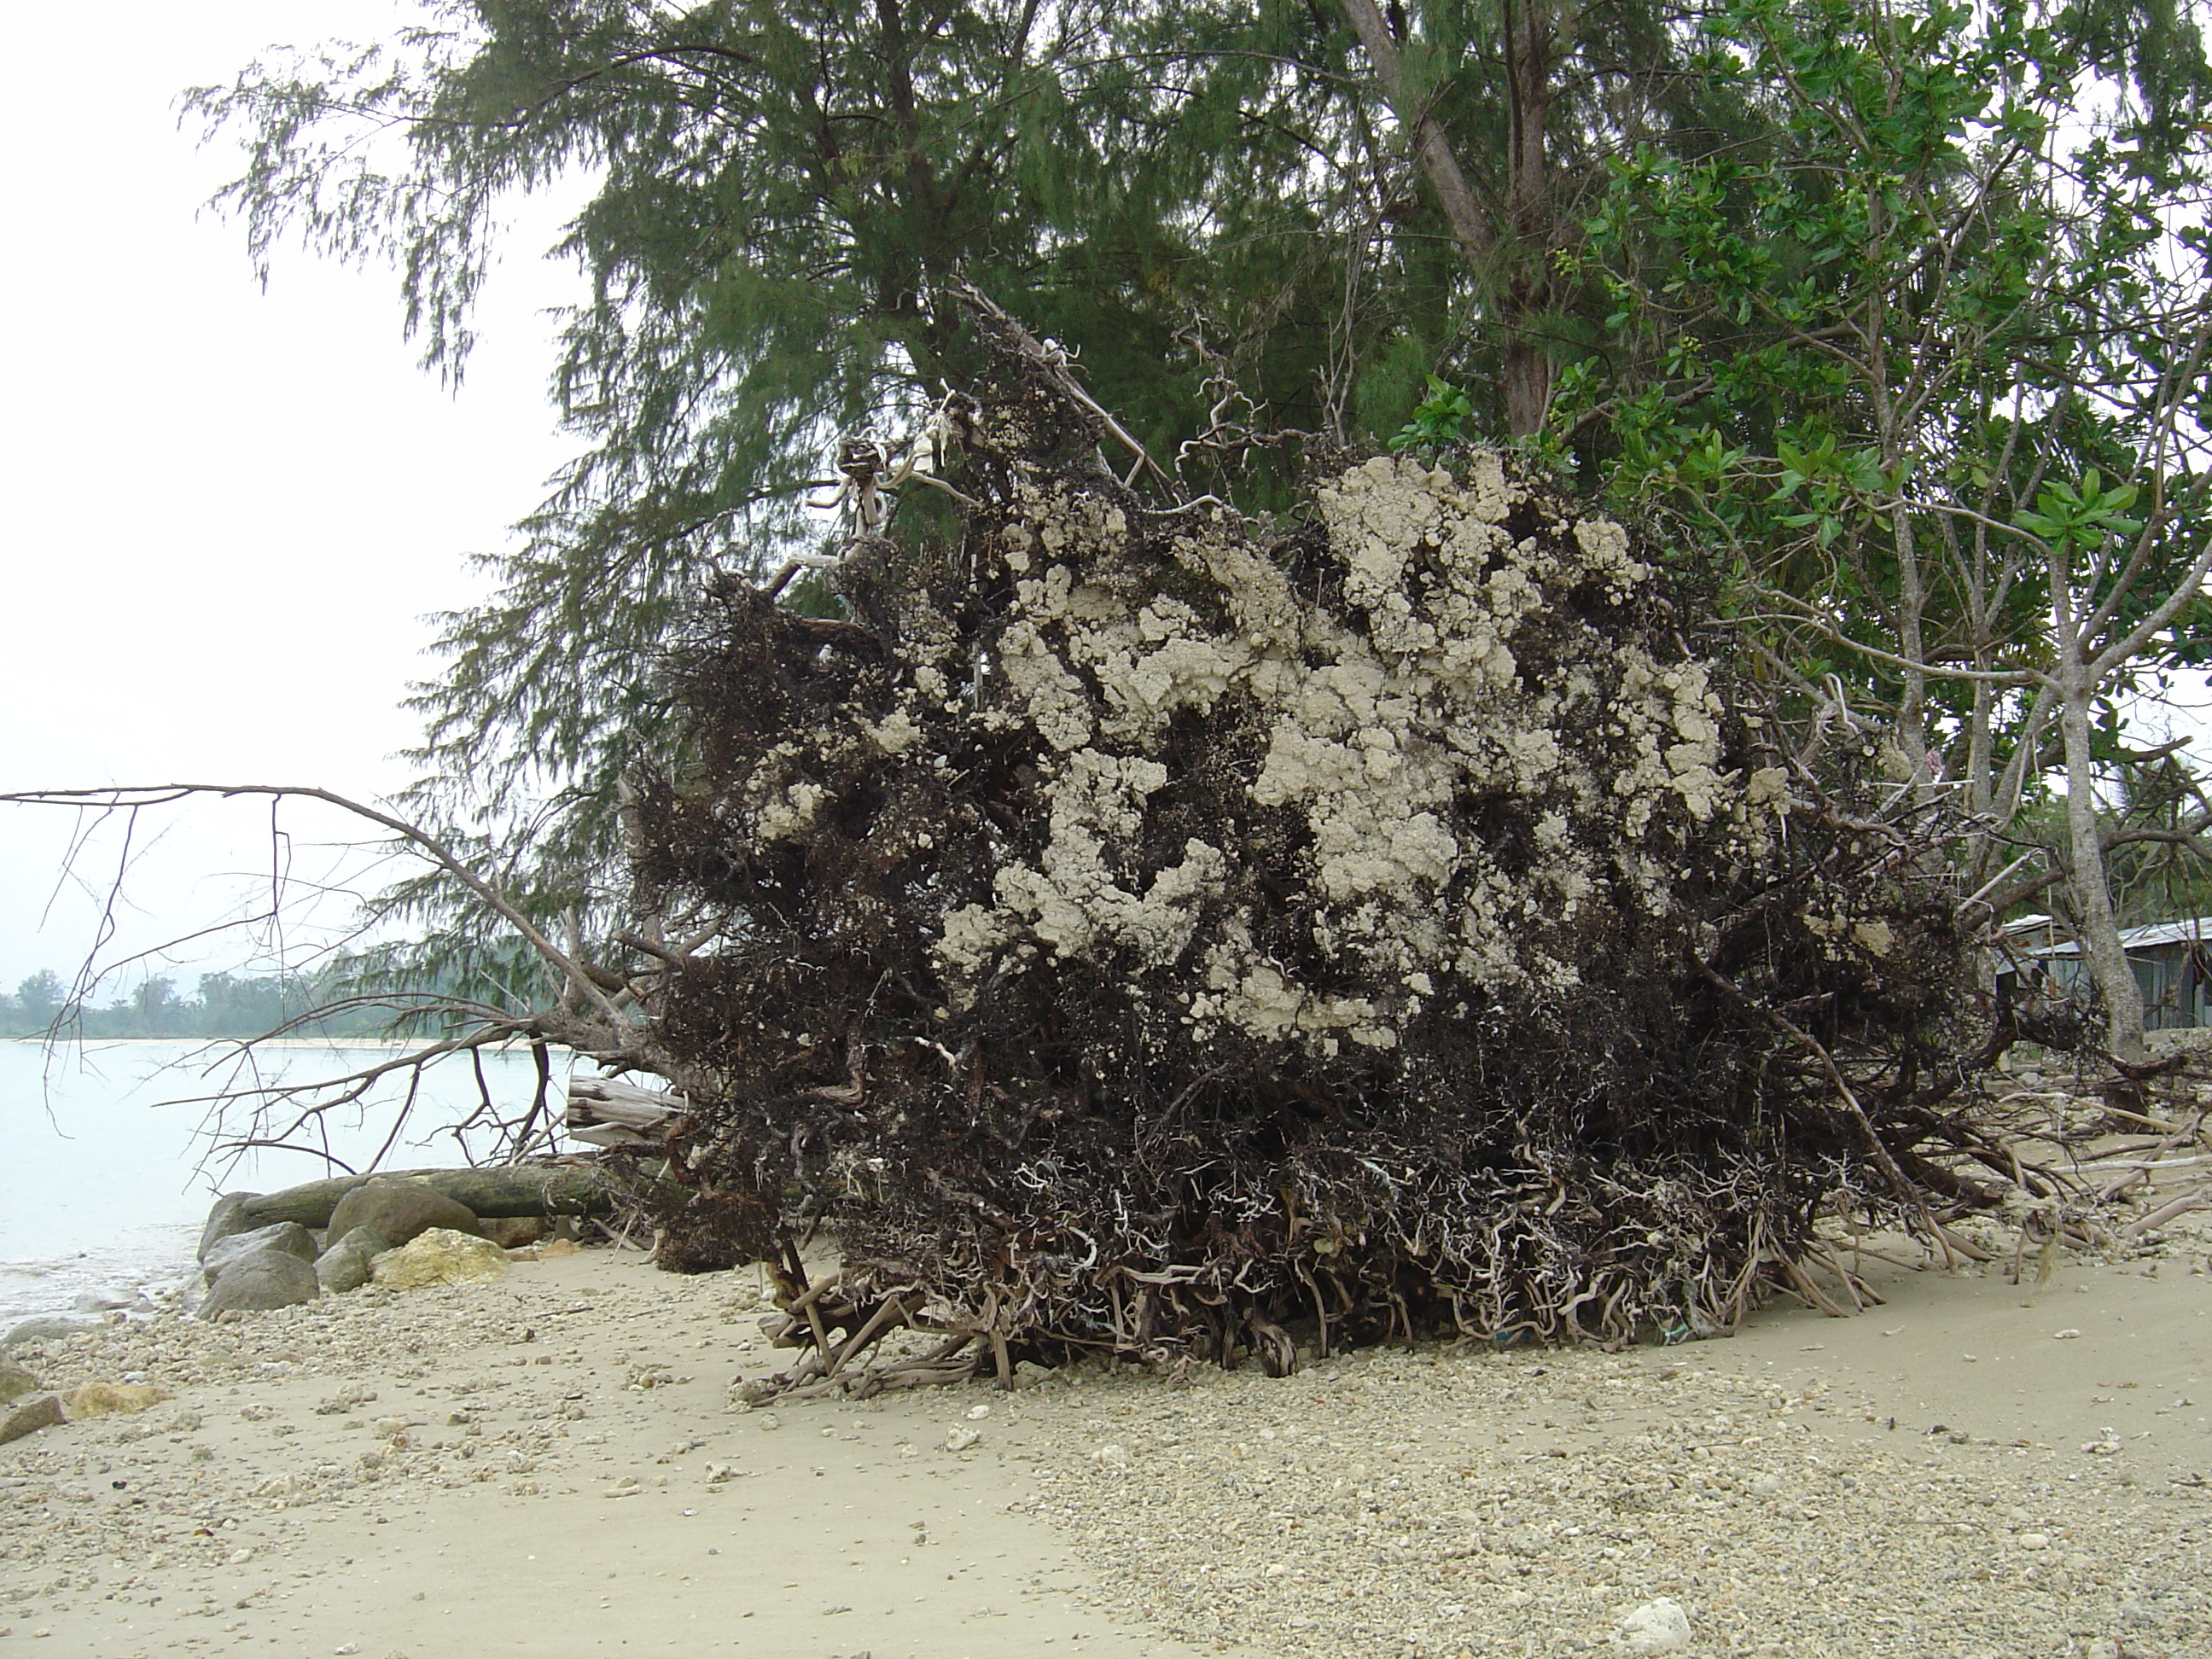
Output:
[{"xmin": 3, "ymin": 1214, "xmax": 2209, "ymax": 1659}]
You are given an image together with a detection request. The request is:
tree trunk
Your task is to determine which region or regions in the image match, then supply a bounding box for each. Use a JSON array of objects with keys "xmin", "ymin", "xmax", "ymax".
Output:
[
  {"xmin": 2057, "ymin": 673, "xmax": 2146, "ymax": 1059},
  {"xmin": 241, "ymin": 1164, "xmax": 619, "ymax": 1228},
  {"xmin": 1340, "ymin": 0, "xmax": 1494, "ymax": 268},
  {"xmin": 1499, "ymin": 0, "xmax": 1557, "ymax": 438},
  {"xmin": 1341, "ymin": 0, "xmax": 1558, "ymax": 437}
]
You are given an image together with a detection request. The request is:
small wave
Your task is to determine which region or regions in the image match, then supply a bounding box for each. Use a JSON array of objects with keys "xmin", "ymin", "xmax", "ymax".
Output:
[{"xmin": 0, "ymin": 1223, "xmax": 198, "ymax": 1332}]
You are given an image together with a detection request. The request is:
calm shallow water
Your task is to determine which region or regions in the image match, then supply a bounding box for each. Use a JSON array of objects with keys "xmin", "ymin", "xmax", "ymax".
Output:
[{"xmin": 0, "ymin": 1039, "xmax": 560, "ymax": 1327}]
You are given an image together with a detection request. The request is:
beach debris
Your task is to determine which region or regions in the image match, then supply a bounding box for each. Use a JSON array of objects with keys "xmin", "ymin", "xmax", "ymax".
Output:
[
  {"xmin": 945, "ymin": 1427, "xmax": 983, "ymax": 1452},
  {"xmin": 329, "ymin": 1179, "xmax": 483, "ymax": 1249},
  {"xmin": 201, "ymin": 1249, "xmax": 321, "ymax": 1316},
  {"xmin": 509, "ymin": 1237, "xmax": 582, "ymax": 1261},
  {"xmin": 228, "ymin": 1166, "xmax": 617, "ymax": 1232},
  {"xmin": 370, "ymin": 1227, "xmax": 509, "ymax": 1290},
  {"xmin": 1612, "ymin": 1598, "xmax": 1692, "ymax": 1653},
  {"xmin": 312, "ymin": 1383, "xmax": 380, "ymax": 1416},
  {"xmin": 565, "ymin": 1074, "xmax": 683, "ymax": 1150},
  {"xmin": 314, "ymin": 1226, "xmax": 393, "ymax": 1295},
  {"xmin": 0, "ymin": 1393, "xmax": 64, "ymax": 1445},
  {"xmin": 477, "ymin": 1215, "xmax": 549, "ymax": 1249},
  {"xmin": 202, "ymin": 1223, "xmax": 319, "ymax": 1285},
  {"xmin": 64, "ymin": 1380, "xmax": 170, "ymax": 1418}
]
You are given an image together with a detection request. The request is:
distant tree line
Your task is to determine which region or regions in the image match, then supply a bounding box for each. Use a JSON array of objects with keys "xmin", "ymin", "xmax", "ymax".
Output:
[{"xmin": 0, "ymin": 968, "xmax": 399, "ymax": 1041}]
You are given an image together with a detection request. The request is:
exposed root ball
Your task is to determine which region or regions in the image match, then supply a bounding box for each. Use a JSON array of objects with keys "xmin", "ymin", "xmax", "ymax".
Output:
[{"xmin": 629, "ymin": 308, "xmax": 1996, "ymax": 1384}]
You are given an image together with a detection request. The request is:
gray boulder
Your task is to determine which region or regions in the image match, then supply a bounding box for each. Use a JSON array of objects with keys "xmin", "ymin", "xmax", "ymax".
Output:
[
  {"xmin": 0, "ymin": 1360, "xmax": 44, "ymax": 1404},
  {"xmin": 327, "ymin": 1179, "xmax": 480, "ymax": 1249},
  {"xmin": 313, "ymin": 1225, "xmax": 393, "ymax": 1295},
  {"xmin": 196, "ymin": 1191, "xmax": 265, "ymax": 1262},
  {"xmin": 2, "ymin": 1315, "xmax": 95, "ymax": 1351},
  {"xmin": 0, "ymin": 1393, "xmax": 64, "ymax": 1445},
  {"xmin": 200, "ymin": 1249, "xmax": 319, "ymax": 1317},
  {"xmin": 201, "ymin": 1222, "xmax": 319, "ymax": 1285}
]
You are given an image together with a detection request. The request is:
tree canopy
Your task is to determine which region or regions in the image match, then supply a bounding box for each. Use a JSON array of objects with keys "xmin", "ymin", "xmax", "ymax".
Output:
[{"xmin": 183, "ymin": 0, "xmax": 2212, "ymax": 1054}]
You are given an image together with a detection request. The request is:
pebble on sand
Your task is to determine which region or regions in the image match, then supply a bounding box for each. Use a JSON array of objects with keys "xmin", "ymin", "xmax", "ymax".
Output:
[{"xmin": 1613, "ymin": 1597, "xmax": 1692, "ymax": 1653}]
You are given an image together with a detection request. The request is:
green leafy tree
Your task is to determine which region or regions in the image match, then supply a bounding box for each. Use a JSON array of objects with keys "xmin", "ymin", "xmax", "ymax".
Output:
[
  {"xmin": 1559, "ymin": 0, "xmax": 2212, "ymax": 1054},
  {"xmin": 193, "ymin": 2, "xmax": 1225, "ymax": 889},
  {"xmin": 187, "ymin": 0, "xmax": 1780, "ymax": 932},
  {"xmin": 182, "ymin": 0, "xmax": 2212, "ymax": 1067}
]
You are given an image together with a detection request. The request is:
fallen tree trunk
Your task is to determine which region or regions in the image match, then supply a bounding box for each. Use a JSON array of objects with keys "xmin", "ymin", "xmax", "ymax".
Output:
[
  {"xmin": 241, "ymin": 1163, "xmax": 619, "ymax": 1228},
  {"xmin": 621, "ymin": 291, "xmax": 2014, "ymax": 1379}
]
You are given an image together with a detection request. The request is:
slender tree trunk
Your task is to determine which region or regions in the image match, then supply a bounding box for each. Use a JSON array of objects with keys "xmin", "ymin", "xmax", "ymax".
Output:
[
  {"xmin": 1340, "ymin": 0, "xmax": 1493, "ymax": 267},
  {"xmin": 1888, "ymin": 504, "xmax": 1930, "ymax": 784},
  {"xmin": 2050, "ymin": 548, "xmax": 2146, "ymax": 1059},
  {"xmin": 1499, "ymin": 0, "xmax": 1556, "ymax": 438},
  {"xmin": 1341, "ymin": 0, "xmax": 1557, "ymax": 437}
]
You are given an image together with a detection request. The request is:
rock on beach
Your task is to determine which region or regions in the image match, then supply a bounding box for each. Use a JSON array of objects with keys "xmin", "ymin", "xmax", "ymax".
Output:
[
  {"xmin": 328, "ymin": 1178, "xmax": 482, "ymax": 1249},
  {"xmin": 195, "ymin": 1190, "xmax": 265, "ymax": 1261},
  {"xmin": 0, "ymin": 1361, "xmax": 44, "ymax": 1404},
  {"xmin": 201, "ymin": 1248, "xmax": 320, "ymax": 1316},
  {"xmin": 201, "ymin": 1221, "xmax": 319, "ymax": 1284},
  {"xmin": 314, "ymin": 1225, "xmax": 393, "ymax": 1294},
  {"xmin": 61, "ymin": 1380, "xmax": 169, "ymax": 1418},
  {"xmin": 1, "ymin": 1316, "xmax": 96, "ymax": 1351},
  {"xmin": 0, "ymin": 1391, "xmax": 64, "ymax": 1445},
  {"xmin": 1614, "ymin": 1598, "xmax": 1692, "ymax": 1653},
  {"xmin": 370, "ymin": 1226, "xmax": 507, "ymax": 1289}
]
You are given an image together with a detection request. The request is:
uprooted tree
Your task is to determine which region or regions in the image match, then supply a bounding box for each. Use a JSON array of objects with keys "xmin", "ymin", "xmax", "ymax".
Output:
[{"xmin": 612, "ymin": 296, "xmax": 2010, "ymax": 1394}]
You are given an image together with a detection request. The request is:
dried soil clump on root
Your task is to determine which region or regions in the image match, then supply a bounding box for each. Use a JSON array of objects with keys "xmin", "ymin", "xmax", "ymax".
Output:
[{"xmin": 628, "ymin": 305, "xmax": 2000, "ymax": 1393}]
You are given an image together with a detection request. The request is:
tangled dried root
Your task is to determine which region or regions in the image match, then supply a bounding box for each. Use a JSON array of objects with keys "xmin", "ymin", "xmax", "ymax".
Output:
[{"xmin": 628, "ymin": 299, "xmax": 2002, "ymax": 1391}]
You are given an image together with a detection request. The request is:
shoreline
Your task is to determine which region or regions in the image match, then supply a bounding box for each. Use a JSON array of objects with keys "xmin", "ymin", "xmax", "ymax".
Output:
[{"xmin": 3, "ymin": 1221, "xmax": 2209, "ymax": 1658}]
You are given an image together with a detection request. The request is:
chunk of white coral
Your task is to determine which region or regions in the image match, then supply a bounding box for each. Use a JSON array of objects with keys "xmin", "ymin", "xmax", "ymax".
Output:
[{"xmin": 987, "ymin": 749, "xmax": 1222, "ymax": 969}]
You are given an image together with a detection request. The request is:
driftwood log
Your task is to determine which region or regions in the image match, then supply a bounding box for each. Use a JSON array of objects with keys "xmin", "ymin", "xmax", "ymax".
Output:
[
  {"xmin": 565, "ymin": 1076, "xmax": 683, "ymax": 1148},
  {"xmin": 241, "ymin": 1163, "xmax": 619, "ymax": 1228}
]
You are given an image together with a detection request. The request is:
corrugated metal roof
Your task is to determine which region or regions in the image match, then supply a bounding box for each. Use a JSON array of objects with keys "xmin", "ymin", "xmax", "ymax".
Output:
[
  {"xmin": 2021, "ymin": 915, "xmax": 2212, "ymax": 957},
  {"xmin": 2116, "ymin": 917, "xmax": 2212, "ymax": 950}
]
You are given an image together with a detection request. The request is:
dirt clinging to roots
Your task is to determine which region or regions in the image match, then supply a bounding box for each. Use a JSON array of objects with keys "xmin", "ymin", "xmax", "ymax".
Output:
[{"xmin": 626, "ymin": 306, "xmax": 2000, "ymax": 1382}]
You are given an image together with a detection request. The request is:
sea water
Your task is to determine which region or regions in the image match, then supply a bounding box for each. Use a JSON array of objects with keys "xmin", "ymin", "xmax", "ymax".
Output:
[{"xmin": 0, "ymin": 1039, "xmax": 561, "ymax": 1328}]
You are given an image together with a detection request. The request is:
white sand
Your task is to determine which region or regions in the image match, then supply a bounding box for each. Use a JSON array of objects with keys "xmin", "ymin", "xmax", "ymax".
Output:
[{"xmin": 3, "ymin": 1214, "xmax": 2209, "ymax": 1659}]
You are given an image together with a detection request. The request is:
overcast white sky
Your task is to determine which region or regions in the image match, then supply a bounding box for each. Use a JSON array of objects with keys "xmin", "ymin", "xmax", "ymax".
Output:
[{"xmin": 0, "ymin": 2, "xmax": 586, "ymax": 995}]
